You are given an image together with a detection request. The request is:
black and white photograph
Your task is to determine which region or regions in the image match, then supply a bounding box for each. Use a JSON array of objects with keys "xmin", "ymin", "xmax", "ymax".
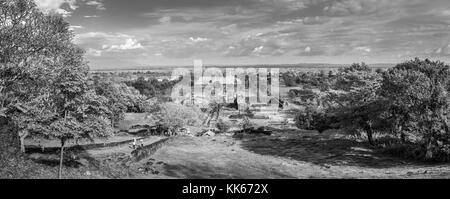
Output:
[{"xmin": 2, "ymin": 0, "xmax": 450, "ymax": 182}]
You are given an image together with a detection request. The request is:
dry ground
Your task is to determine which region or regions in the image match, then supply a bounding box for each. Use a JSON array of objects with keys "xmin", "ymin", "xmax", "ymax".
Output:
[{"xmin": 115, "ymin": 129, "xmax": 450, "ymax": 179}]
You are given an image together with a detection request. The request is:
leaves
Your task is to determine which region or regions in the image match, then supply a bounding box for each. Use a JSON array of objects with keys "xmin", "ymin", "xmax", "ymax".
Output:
[{"xmin": 1, "ymin": 0, "xmax": 113, "ymax": 146}]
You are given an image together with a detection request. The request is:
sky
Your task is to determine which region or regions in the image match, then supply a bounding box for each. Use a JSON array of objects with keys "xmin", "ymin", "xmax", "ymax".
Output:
[{"xmin": 33, "ymin": 0, "xmax": 450, "ymax": 69}]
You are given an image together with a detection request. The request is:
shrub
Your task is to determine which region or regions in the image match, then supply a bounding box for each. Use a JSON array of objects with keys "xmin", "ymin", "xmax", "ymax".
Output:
[
  {"xmin": 382, "ymin": 58, "xmax": 450, "ymax": 160},
  {"xmin": 216, "ymin": 119, "xmax": 230, "ymax": 133},
  {"xmin": 295, "ymin": 106, "xmax": 336, "ymax": 133},
  {"xmin": 282, "ymin": 72, "xmax": 298, "ymax": 87},
  {"xmin": 240, "ymin": 116, "xmax": 253, "ymax": 130},
  {"xmin": 156, "ymin": 103, "xmax": 205, "ymax": 129}
]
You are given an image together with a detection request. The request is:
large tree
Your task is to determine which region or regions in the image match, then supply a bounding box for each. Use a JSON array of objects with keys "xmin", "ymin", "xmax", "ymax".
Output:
[
  {"xmin": 382, "ymin": 58, "xmax": 450, "ymax": 160},
  {"xmin": 1, "ymin": 0, "xmax": 113, "ymax": 178}
]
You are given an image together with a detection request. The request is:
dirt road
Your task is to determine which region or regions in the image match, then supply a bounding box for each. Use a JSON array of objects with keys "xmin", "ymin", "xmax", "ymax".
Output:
[{"xmin": 134, "ymin": 131, "xmax": 450, "ymax": 179}]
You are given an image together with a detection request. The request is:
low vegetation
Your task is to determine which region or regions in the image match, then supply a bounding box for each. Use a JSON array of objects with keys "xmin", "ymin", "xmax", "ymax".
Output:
[{"xmin": 291, "ymin": 59, "xmax": 450, "ymax": 162}]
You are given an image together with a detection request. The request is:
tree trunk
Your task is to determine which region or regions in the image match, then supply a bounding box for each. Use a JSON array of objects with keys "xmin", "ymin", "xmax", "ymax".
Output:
[
  {"xmin": 58, "ymin": 139, "xmax": 65, "ymax": 179},
  {"xmin": 400, "ymin": 132, "xmax": 406, "ymax": 143},
  {"xmin": 19, "ymin": 130, "xmax": 29, "ymax": 153},
  {"xmin": 425, "ymin": 137, "xmax": 434, "ymax": 160},
  {"xmin": 364, "ymin": 125, "xmax": 374, "ymax": 146},
  {"xmin": 396, "ymin": 124, "xmax": 405, "ymax": 143},
  {"xmin": 367, "ymin": 131, "xmax": 374, "ymax": 146},
  {"xmin": 20, "ymin": 136, "xmax": 25, "ymax": 153}
]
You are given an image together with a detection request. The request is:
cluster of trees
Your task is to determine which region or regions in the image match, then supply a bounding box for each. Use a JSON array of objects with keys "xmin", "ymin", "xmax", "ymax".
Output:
[
  {"xmin": 126, "ymin": 76, "xmax": 181, "ymax": 100},
  {"xmin": 90, "ymin": 77, "xmax": 156, "ymax": 128},
  {"xmin": 295, "ymin": 60, "xmax": 450, "ymax": 161},
  {"xmin": 282, "ymin": 69, "xmax": 335, "ymax": 90},
  {"xmin": 0, "ymin": 0, "xmax": 152, "ymax": 178},
  {"xmin": 155, "ymin": 102, "xmax": 205, "ymax": 130}
]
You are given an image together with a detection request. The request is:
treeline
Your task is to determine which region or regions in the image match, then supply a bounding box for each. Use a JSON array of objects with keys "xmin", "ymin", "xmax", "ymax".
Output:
[
  {"xmin": 125, "ymin": 76, "xmax": 182, "ymax": 100},
  {"xmin": 292, "ymin": 59, "xmax": 450, "ymax": 162}
]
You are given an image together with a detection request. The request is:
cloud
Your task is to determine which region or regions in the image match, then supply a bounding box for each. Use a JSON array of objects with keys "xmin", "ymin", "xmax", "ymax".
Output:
[
  {"xmin": 74, "ymin": 32, "xmax": 144, "ymax": 58},
  {"xmin": 84, "ymin": 15, "xmax": 100, "ymax": 18},
  {"xmin": 431, "ymin": 44, "xmax": 450, "ymax": 56},
  {"xmin": 324, "ymin": 0, "xmax": 399, "ymax": 16},
  {"xmin": 189, "ymin": 37, "xmax": 208, "ymax": 42},
  {"xmin": 252, "ymin": 46, "xmax": 264, "ymax": 54},
  {"xmin": 66, "ymin": 0, "xmax": 450, "ymax": 67},
  {"xmin": 355, "ymin": 46, "xmax": 371, "ymax": 53},
  {"xmin": 34, "ymin": 0, "xmax": 78, "ymax": 17},
  {"xmin": 86, "ymin": 48, "xmax": 102, "ymax": 57},
  {"xmin": 106, "ymin": 38, "xmax": 143, "ymax": 50},
  {"xmin": 302, "ymin": 16, "xmax": 331, "ymax": 25},
  {"xmin": 69, "ymin": 25, "xmax": 84, "ymax": 30},
  {"xmin": 305, "ymin": 46, "xmax": 311, "ymax": 53},
  {"xmin": 34, "ymin": 0, "xmax": 71, "ymax": 11},
  {"xmin": 84, "ymin": 0, "xmax": 105, "ymax": 10},
  {"xmin": 159, "ymin": 16, "xmax": 172, "ymax": 24}
]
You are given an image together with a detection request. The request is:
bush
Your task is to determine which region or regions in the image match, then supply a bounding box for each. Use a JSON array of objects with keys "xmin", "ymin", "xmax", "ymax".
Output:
[
  {"xmin": 382, "ymin": 58, "xmax": 450, "ymax": 161},
  {"xmin": 295, "ymin": 106, "xmax": 336, "ymax": 133},
  {"xmin": 240, "ymin": 116, "xmax": 253, "ymax": 130},
  {"xmin": 282, "ymin": 72, "xmax": 298, "ymax": 87},
  {"xmin": 216, "ymin": 119, "xmax": 230, "ymax": 133},
  {"xmin": 156, "ymin": 103, "xmax": 205, "ymax": 129}
]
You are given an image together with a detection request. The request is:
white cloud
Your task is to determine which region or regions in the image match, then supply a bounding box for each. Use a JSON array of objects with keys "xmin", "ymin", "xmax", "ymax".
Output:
[
  {"xmin": 432, "ymin": 44, "xmax": 450, "ymax": 56},
  {"xmin": 107, "ymin": 38, "xmax": 143, "ymax": 50},
  {"xmin": 84, "ymin": 0, "xmax": 105, "ymax": 10},
  {"xmin": 305, "ymin": 46, "xmax": 312, "ymax": 53},
  {"xmin": 86, "ymin": 48, "xmax": 102, "ymax": 57},
  {"xmin": 74, "ymin": 32, "xmax": 144, "ymax": 57},
  {"xmin": 189, "ymin": 37, "xmax": 208, "ymax": 42},
  {"xmin": 324, "ymin": 0, "xmax": 397, "ymax": 16},
  {"xmin": 355, "ymin": 46, "xmax": 371, "ymax": 53},
  {"xmin": 54, "ymin": 8, "xmax": 71, "ymax": 17},
  {"xmin": 159, "ymin": 16, "xmax": 172, "ymax": 24},
  {"xmin": 34, "ymin": 0, "xmax": 78, "ymax": 17},
  {"xmin": 69, "ymin": 25, "xmax": 84, "ymax": 30},
  {"xmin": 253, "ymin": 46, "xmax": 264, "ymax": 53},
  {"xmin": 34, "ymin": 0, "xmax": 68, "ymax": 11},
  {"xmin": 84, "ymin": 15, "xmax": 100, "ymax": 18}
]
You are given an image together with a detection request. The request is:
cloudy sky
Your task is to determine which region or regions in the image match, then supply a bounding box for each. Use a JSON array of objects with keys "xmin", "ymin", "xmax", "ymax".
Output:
[{"xmin": 34, "ymin": 0, "xmax": 450, "ymax": 69}]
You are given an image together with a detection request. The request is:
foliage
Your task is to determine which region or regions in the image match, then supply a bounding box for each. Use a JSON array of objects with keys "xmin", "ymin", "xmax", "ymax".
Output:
[
  {"xmin": 281, "ymin": 72, "xmax": 298, "ymax": 87},
  {"xmin": 91, "ymin": 77, "xmax": 156, "ymax": 127},
  {"xmin": 338, "ymin": 62, "xmax": 371, "ymax": 73},
  {"xmin": 216, "ymin": 119, "xmax": 230, "ymax": 133},
  {"xmin": 381, "ymin": 58, "xmax": 450, "ymax": 160},
  {"xmin": 155, "ymin": 103, "xmax": 205, "ymax": 129},
  {"xmin": 126, "ymin": 76, "xmax": 181, "ymax": 99},
  {"xmin": 293, "ymin": 59, "xmax": 450, "ymax": 161},
  {"xmin": 295, "ymin": 106, "xmax": 336, "ymax": 133},
  {"xmin": 240, "ymin": 116, "xmax": 253, "ymax": 130},
  {"xmin": 1, "ymin": 0, "xmax": 113, "ymax": 177}
]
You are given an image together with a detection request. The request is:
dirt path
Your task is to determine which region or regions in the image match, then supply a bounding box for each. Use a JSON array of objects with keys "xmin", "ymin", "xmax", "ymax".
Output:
[{"xmin": 135, "ymin": 131, "xmax": 450, "ymax": 179}]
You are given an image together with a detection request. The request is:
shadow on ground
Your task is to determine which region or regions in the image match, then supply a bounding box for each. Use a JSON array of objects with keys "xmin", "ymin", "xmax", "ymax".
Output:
[{"xmin": 238, "ymin": 129, "xmax": 425, "ymax": 169}]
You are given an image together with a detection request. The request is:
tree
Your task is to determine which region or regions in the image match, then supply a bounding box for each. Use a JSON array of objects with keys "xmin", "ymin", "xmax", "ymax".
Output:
[
  {"xmin": 382, "ymin": 58, "xmax": 450, "ymax": 160},
  {"xmin": 13, "ymin": 58, "xmax": 113, "ymax": 179},
  {"xmin": 338, "ymin": 62, "xmax": 371, "ymax": 74},
  {"xmin": 1, "ymin": 0, "xmax": 81, "ymax": 151},
  {"xmin": 91, "ymin": 78, "xmax": 128, "ymax": 127},
  {"xmin": 1, "ymin": 0, "xmax": 114, "ymax": 178},
  {"xmin": 156, "ymin": 102, "xmax": 205, "ymax": 130},
  {"xmin": 281, "ymin": 71, "xmax": 298, "ymax": 87},
  {"xmin": 318, "ymin": 63, "xmax": 385, "ymax": 145},
  {"xmin": 126, "ymin": 76, "xmax": 182, "ymax": 99}
]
